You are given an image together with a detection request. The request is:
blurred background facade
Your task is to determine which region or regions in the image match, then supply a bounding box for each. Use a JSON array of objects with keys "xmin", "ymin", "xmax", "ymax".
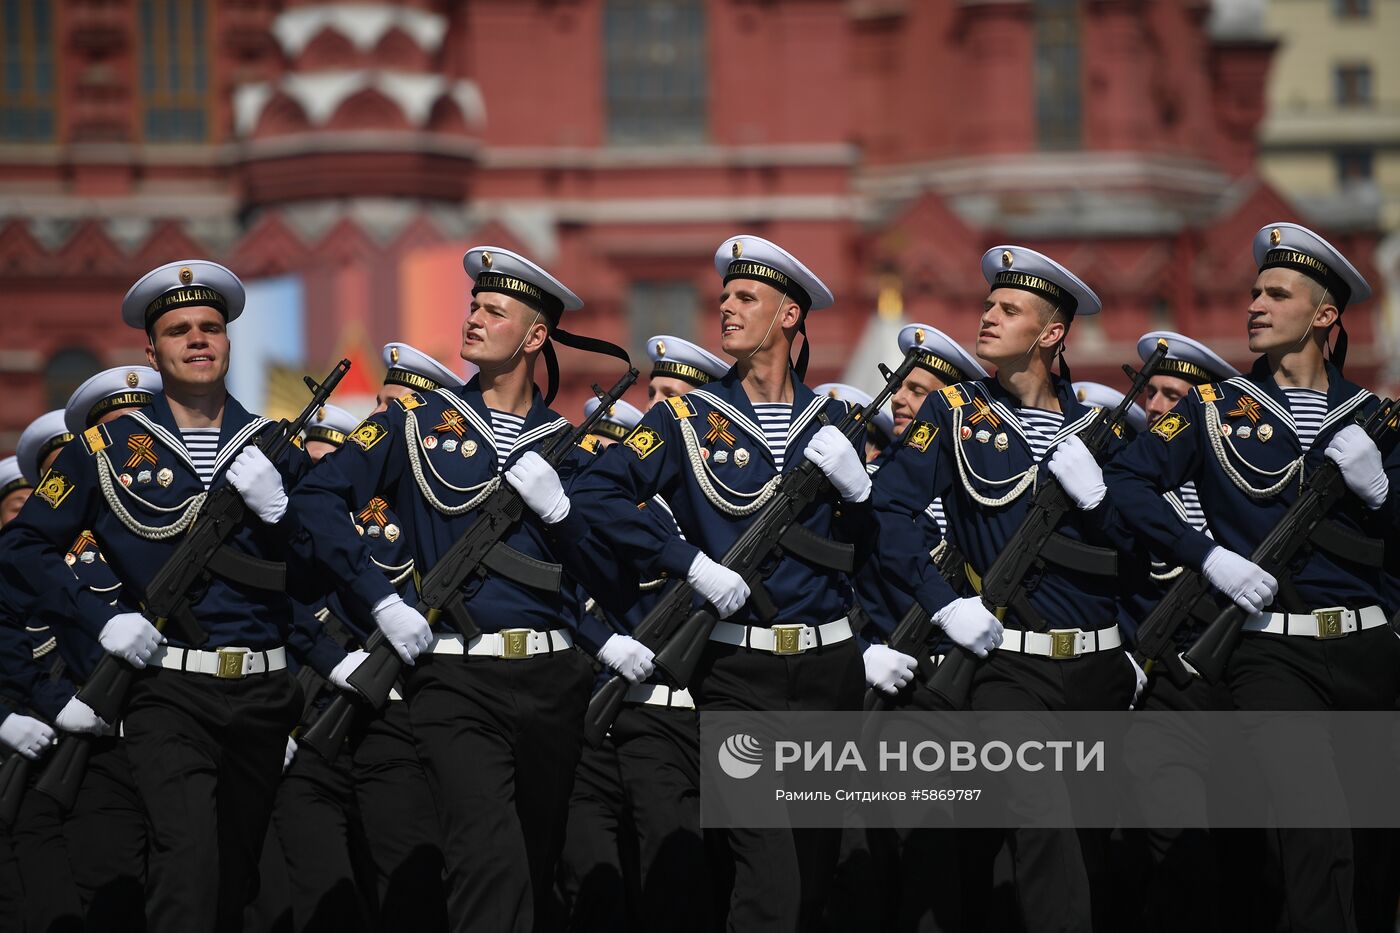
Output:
[{"xmin": 0, "ymin": 0, "xmax": 1396, "ymax": 448}]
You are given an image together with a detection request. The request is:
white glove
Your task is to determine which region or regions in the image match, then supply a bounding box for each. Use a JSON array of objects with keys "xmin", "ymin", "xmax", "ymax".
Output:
[
  {"xmin": 1201, "ymin": 546, "xmax": 1277, "ymax": 614},
  {"xmin": 933, "ymin": 597, "xmax": 1004, "ymax": 658},
  {"xmin": 99, "ymin": 611, "xmax": 164, "ymax": 667},
  {"xmin": 686, "ymin": 552, "xmax": 749, "ymax": 619},
  {"xmin": 802, "ymin": 425, "xmax": 872, "ymax": 503},
  {"xmin": 504, "ymin": 451, "xmax": 570, "ymax": 524},
  {"xmin": 1046, "ymin": 435, "xmax": 1106, "ymax": 510},
  {"xmin": 597, "ymin": 634, "xmax": 655, "ymax": 685},
  {"xmin": 283, "ymin": 736, "xmax": 297, "ymax": 774},
  {"xmin": 1127, "ymin": 653, "xmax": 1148, "ymax": 710},
  {"xmin": 1325, "ymin": 424, "xmax": 1389, "ymax": 510},
  {"xmin": 55, "ymin": 697, "xmax": 109, "ymax": 736},
  {"xmin": 227, "ymin": 447, "xmax": 289, "ymax": 524},
  {"xmin": 863, "ymin": 643, "xmax": 918, "ymax": 696},
  {"xmin": 328, "ymin": 650, "xmax": 369, "ymax": 692},
  {"xmin": 0, "ymin": 714, "xmax": 55, "ymax": 761},
  {"xmin": 372, "ymin": 594, "xmax": 433, "ymax": 665}
]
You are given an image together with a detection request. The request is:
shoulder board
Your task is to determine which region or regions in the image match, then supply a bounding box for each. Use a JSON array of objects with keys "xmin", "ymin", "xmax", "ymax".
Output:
[
  {"xmin": 1194, "ymin": 384, "xmax": 1219, "ymax": 404},
  {"xmin": 578, "ymin": 435, "xmax": 601, "ymax": 455},
  {"xmin": 395, "ymin": 392, "xmax": 427, "ymax": 412},
  {"xmin": 81, "ymin": 424, "xmax": 111, "ymax": 455},
  {"xmin": 938, "ymin": 384, "xmax": 971, "ymax": 409},
  {"xmin": 904, "ymin": 420, "xmax": 939, "ymax": 453},
  {"xmin": 665, "ymin": 395, "xmax": 697, "ymax": 420},
  {"xmin": 290, "ymin": 435, "xmax": 304, "ymax": 449}
]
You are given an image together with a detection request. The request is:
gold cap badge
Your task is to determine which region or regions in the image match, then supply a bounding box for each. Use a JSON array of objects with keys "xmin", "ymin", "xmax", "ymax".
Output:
[
  {"xmin": 390, "ymin": 347, "xmax": 400, "ymax": 364},
  {"xmin": 1269, "ymin": 228, "xmax": 1282, "ymax": 247},
  {"xmin": 656, "ymin": 340, "xmax": 666, "ymax": 357},
  {"xmin": 317, "ymin": 406, "xmax": 326, "ymax": 422},
  {"xmin": 178, "ymin": 266, "xmax": 193, "ymax": 284},
  {"xmin": 732, "ymin": 241, "xmax": 743, "ymax": 259},
  {"xmin": 914, "ymin": 327, "xmax": 926, "ymax": 345},
  {"xmin": 1001, "ymin": 250, "xmax": 1013, "ymax": 268},
  {"xmin": 125, "ymin": 371, "xmax": 139, "ymax": 388},
  {"xmin": 481, "ymin": 251, "xmax": 493, "ymax": 269}
]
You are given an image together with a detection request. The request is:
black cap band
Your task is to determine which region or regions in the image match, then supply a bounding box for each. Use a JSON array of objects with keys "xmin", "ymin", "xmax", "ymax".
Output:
[
  {"xmin": 1155, "ymin": 359, "xmax": 1215, "ymax": 385},
  {"xmin": 1260, "ymin": 248, "xmax": 1352, "ymax": 309},
  {"xmin": 306, "ymin": 427, "xmax": 347, "ymax": 447},
  {"xmin": 37, "ymin": 433, "xmax": 74, "ymax": 472},
  {"xmin": 911, "ymin": 351, "xmax": 969, "ymax": 383},
  {"xmin": 384, "ymin": 368, "xmax": 443, "ymax": 393},
  {"xmin": 145, "ymin": 286, "xmax": 228, "ymax": 328},
  {"xmin": 724, "ymin": 260, "xmax": 812, "ymax": 311},
  {"xmin": 473, "ymin": 272, "xmax": 565, "ymax": 323},
  {"xmin": 591, "ymin": 420, "xmax": 631, "ymax": 442},
  {"xmin": 0, "ymin": 477, "xmax": 31, "ymax": 500},
  {"xmin": 650, "ymin": 360, "xmax": 715, "ymax": 387},
  {"xmin": 992, "ymin": 270, "xmax": 1078, "ymax": 315},
  {"xmin": 88, "ymin": 391, "xmax": 154, "ymax": 426}
]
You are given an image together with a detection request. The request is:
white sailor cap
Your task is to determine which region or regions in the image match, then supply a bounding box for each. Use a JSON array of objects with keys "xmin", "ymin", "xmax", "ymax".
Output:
[
  {"xmin": 982, "ymin": 246, "xmax": 1101, "ymax": 317},
  {"xmin": 583, "ymin": 396, "xmax": 645, "ymax": 444},
  {"xmin": 714, "ymin": 235, "xmax": 834, "ymax": 311},
  {"xmin": 1073, "ymin": 382, "xmax": 1147, "ymax": 433},
  {"xmin": 121, "ymin": 260, "xmax": 246, "ymax": 331},
  {"xmin": 897, "ymin": 324, "xmax": 987, "ymax": 384},
  {"xmin": 1136, "ymin": 331, "xmax": 1238, "ymax": 386},
  {"xmin": 0, "ymin": 456, "xmax": 31, "ymax": 502},
  {"xmin": 305, "ymin": 403, "xmax": 361, "ymax": 448},
  {"xmin": 16, "ymin": 410, "xmax": 73, "ymax": 483},
  {"xmin": 812, "ymin": 383, "xmax": 896, "ymax": 446},
  {"xmin": 647, "ymin": 335, "xmax": 729, "ymax": 387},
  {"xmin": 1253, "ymin": 222, "xmax": 1371, "ymax": 308},
  {"xmin": 463, "ymin": 246, "xmax": 583, "ymax": 323},
  {"xmin": 64, "ymin": 366, "xmax": 162, "ymax": 435},
  {"xmin": 382, "ymin": 342, "xmax": 461, "ymax": 393}
]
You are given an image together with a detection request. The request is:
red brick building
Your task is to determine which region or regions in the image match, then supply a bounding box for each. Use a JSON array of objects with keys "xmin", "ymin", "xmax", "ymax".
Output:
[{"xmin": 0, "ymin": 0, "xmax": 1380, "ymax": 449}]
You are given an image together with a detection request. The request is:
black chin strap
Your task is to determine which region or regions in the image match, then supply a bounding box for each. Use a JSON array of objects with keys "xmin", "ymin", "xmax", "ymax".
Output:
[
  {"xmin": 541, "ymin": 328, "xmax": 632, "ymax": 405},
  {"xmin": 1329, "ymin": 318, "xmax": 1349, "ymax": 373},
  {"xmin": 791, "ymin": 311, "xmax": 811, "ymax": 382},
  {"xmin": 1057, "ymin": 344, "xmax": 1072, "ymax": 386}
]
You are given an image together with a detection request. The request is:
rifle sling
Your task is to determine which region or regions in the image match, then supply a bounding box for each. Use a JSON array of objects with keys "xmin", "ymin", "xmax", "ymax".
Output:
[
  {"xmin": 480, "ymin": 543, "xmax": 562, "ymax": 593},
  {"xmin": 1310, "ymin": 519, "xmax": 1384, "ymax": 568},
  {"xmin": 206, "ymin": 546, "xmax": 287, "ymax": 591},
  {"xmin": 778, "ymin": 523, "xmax": 855, "ymax": 573},
  {"xmin": 1039, "ymin": 533, "xmax": 1118, "ymax": 577}
]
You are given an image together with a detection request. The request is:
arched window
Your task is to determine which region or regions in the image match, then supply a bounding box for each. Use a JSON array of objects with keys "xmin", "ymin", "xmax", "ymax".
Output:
[
  {"xmin": 44, "ymin": 347, "xmax": 101, "ymax": 410},
  {"xmin": 139, "ymin": 0, "xmax": 210, "ymax": 141},
  {"xmin": 1034, "ymin": 0, "xmax": 1081, "ymax": 151},
  {"xmin": 605, "ymin": 0, "xmax": 706, "ymax": 145},
  {"xmin": 0, "ymin": 0, "xmax": 56, "ymax": 141}
]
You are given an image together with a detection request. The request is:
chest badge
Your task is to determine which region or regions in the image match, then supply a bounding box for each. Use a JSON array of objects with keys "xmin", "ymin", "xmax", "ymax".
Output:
[
  {"xmin": 423, "ymin": 435, "xmax": 438, "ymax": 450},
  {"xmin": 443, "ymin": 439, "xmax": 459, "ymax": 453},
  {"xmin": 125, "ymin": 434, "xmax": 159, "ymax": 470},
  {"xmin": 1257, "ymin": 424, "xmax": 1274, "ymax": 443},
  {"xmin": 1227, "ymin": 397, "xmax": 1263, "ymax": 424},
  {"xmin": 734, "ymin": 448, "xmax": 751, "ymax": 468},
  {"xmin": 385, "ymin": 523, "xmax": 400, "ymax": 542},
  {"xmin": 434, "ymin": 410, "xmax": 467, "ymax": 437},
  {"xmin": 959, "ymin": 426, "xmax": 972, "ymax": 441},
  {"xmin": 994, "ymin": 432, "xmax": 1009, "ymax": 452},
  {"xmin": 714, "ymin": 449, "xmax": 729, "ymax": 464},
  {"xmin": 1220, "ymin": 423, "xmax": 1232, "ymax": 437},
  {"xmin": 463, "ymin": 439, "xmax": 478, "ymax": 458},
  {"xmin": 1237, "ymin": 425, "xmax": 1252, "ymax": 440},
  {"xmin": 975, "ymin": 429, "xmax": 991, "ymax": 444},
  {"xmin": 119, "ymin": 473, "xmax": 134, "ymax": 487},
  {"xmin": 706, "ymin": 413, "xmax": 736, "ymax": 447},
  {"xmin": 156, "ymin": 468, "xmax": 174, "ymax": 488}
]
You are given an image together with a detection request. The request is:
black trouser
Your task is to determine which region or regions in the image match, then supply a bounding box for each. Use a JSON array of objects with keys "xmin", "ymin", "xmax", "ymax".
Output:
[
  {"xmin": 556, "ymin": 735, "xmax": 632, "ymax": 933},
  {"xmin": 691, "ymin": 636, "xmax": 864, "ymax": 933},
  {"xmin": 63, "ymin": 735, "xmax": 148, "ymax": 932},
  {"xmin": 612, "ymin": 703, "xmax": 707, "ymax": 933},
  {"xmin": 12, "ymin": 774, "xmax": 81, "ymax": 933},
  {"xmin": 122, "ymin": 667, "xmax": 301, "ymax": 933},
  {"xmin": 407, "ymin": 647, "xmax": 594, "ymax": 933},
  {"xmin": 960, "ymin": 645, "xmax": 1137, "ymax": 933},
  {"xmin": 348, "ymin": 698, "xmax": 447, "ymax": 933},
  {"xmin": 272, "ymin": 736, "xmax": 375, "ymax": 932},
  {"xmin": 1225, "ymin": 626, "xmax": 1400, "ymax": 933}
]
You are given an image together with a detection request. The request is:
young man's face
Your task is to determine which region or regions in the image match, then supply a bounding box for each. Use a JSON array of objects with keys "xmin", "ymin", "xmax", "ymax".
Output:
[
  {"xmin": 718, "ymin": 279, "xmax": 797, "ymax": 360},
  {"xmin": 890, "ymin": 367, "xmax": 949, "ymax": 436},
  {"xmin": 1142, "ymin": 374, "xmax": 1195, "ymax": 428},
  {"xmin": 1247, "ymin": 267, "xmax": 1335, "ymax": 357},
  {"xmin": 976, "ymin": 287, "xmax": 1061, "ymax": 369},
  {"xmin": 461, "ymin": 292, "xmax": 545, "ymax": 369},
  {"xmin": 0, "ymin": 489, "xmax": 31, "ymax": 526},
  {"xmin": 647, "ymin": 375, "xmax": 697, "ymax": 410},
  {"xmin": 145, "ymin": 306, "xmax": 230, "ymax": 391}
]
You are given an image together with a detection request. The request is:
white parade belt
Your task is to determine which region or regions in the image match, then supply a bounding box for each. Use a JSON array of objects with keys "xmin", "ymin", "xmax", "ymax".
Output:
[
  {"xmin": 151, "ymin": 645, "xmax": 287, "ymax": 679},
  {"xmin": 709, "ymin": 617, "xmax": 853, "ymax": 655},
  {"xmin": 430, "ymin": 629, "xmax": 572, "ymax": 659},
  {"xmin": 624, "ymin": 683, "xmax": 696, "ymax": 709},
  {"xmin": 1244, "ymin": 605, "xmax": 1387, "ymax": 639},
  {"xmin": 997, "ymin": 625, "xmax": 1122, "ymax": 660}
]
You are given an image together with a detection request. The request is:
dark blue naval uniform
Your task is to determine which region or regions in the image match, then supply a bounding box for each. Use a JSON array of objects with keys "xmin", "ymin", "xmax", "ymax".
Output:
[
  {"xmin": 571, "ymin": 368, "xmax": 870, "ymax": 933},
  {"xmin": 287, "ymin": 377, "xmax": 622, "ymax": 933},
  {"xmin": 0, "ymin": 392, "xmax": 311, "ymax": 933},
  {"xmin": 1105, "ymin": 357, "xmax": 1400, "ymax": 933}
]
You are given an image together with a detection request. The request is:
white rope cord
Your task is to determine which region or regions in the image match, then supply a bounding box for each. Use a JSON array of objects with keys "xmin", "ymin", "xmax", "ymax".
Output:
[
  {"xmin": 678, "ymin": 418, "xmax": 780, "ymax": 517},
  {"xmin": 1203, "ymin": 404, "xmax": 1301, "ymax": 499},
  {"xmin": 96, "ymin": 450, "xmax": 204, "ymax": 540},
  {"xmin": 1150, "ymin": 562, "xmax": 1186, "ymax": 582},
  {"xmin": 951, "ymin": 407, "xmax": 1038, "ymax": 507},
  {"xmin": 639, "ymin": 577, "xmax": 666, "ymax": 592},
  {"xmin": 404, "ymin": 411, "xmax": 500, "ymax": 516},
  {"xmin": 32, "ymin": 637, "xmax": 56, "ymax": 659},
  {"xmin": 372, "ymin": 557, "xmax": 416, "ymax": 587}
]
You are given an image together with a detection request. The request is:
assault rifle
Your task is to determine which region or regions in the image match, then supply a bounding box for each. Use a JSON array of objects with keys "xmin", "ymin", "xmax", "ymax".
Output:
[
  {"xmin": 301, "ymin": 367, "xmax": 639, "ymax": 762},
  {"xmin": 922, "ymin": 339, "xmax": 1169, "ymax": 709},
  {"xmin": 583, "ymin": 348, "xmax": 924, "ymax": 748},
  {"xmin": 33, "ymin": 360, "xmax": 351, "ymax": 810},
  {"xmin": 862, "ymin": 540, "xmax": 967, "ymax": 711}
]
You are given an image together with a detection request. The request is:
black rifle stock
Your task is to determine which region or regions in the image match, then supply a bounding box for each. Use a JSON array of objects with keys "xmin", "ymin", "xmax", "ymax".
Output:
[
  {"xmin": 1182, "ymin": 397, "xmax": 1400, "ymax": 683},
  {"xmin": 303, "ymin": 367, "xmax": 639, "ymax": 762},
  {"xmin": 0, "ymin": 753, "xmax": 30, "ymax": 825},
  {"xmin": 583, "ymin": 350, "xmax": 925, "ymax": 748},
  {"xmin": 1130, "ymin": 571, "xmax": 1218, "ymax": 687},
  {"xmin": 33, "ymin": 360, "xmax": 352, "ymax": 808},
  {"xmin": 924, "ymin": 339, "xmax": 1170, "ymax": 709}
]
